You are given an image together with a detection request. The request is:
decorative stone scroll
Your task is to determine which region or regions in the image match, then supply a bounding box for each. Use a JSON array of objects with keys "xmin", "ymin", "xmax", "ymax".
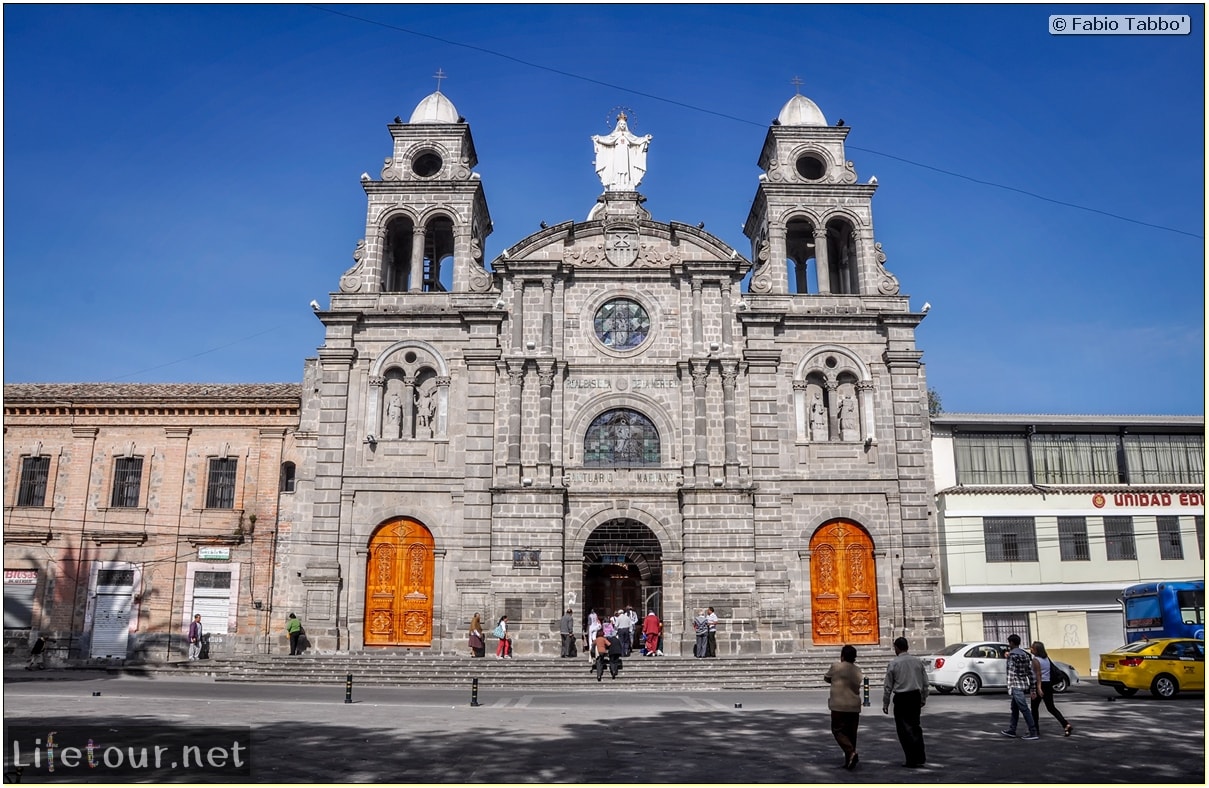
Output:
[
  {"xmin": 872, "ymin": 242, "xmax": 900, "ymax": 295},
  {"xmin": 340, "ymin": 239, "xmax": 367, "ymax": 292}
]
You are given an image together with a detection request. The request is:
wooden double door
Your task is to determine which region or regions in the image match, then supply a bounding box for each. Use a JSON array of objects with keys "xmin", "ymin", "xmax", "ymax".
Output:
[
  {"xmin": 365, "ymin": 518, "xmax": 434, "ymax": 647},
  {"xmin": 810, "ymin": 521, "xmax": 879, "ymax": 645}
]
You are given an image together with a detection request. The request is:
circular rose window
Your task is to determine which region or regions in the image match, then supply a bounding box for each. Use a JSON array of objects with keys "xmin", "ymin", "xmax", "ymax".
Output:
[{"xmin": 593, "ymin": 298, "xmax": 651, "ymax": 351}]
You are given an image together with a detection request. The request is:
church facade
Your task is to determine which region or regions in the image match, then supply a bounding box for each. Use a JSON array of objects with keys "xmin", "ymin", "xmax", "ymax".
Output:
[{"xmin": 276, "ymin": 88, "xmax": 943, "ymax": 656}]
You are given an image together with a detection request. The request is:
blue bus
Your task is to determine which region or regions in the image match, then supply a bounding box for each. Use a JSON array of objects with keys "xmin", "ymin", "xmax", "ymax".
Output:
[{"xmin": 1122, "ymin": 580, "xmax": 1205, "ymax": 642}]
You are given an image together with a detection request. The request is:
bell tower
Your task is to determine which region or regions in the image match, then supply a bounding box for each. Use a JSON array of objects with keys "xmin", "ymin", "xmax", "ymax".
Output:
[
  {"xmin": 339, "ymin": 85, "xmax": 494, "ymax": 296},
  {"xmin": 743, "ymin": 89, "xmax": 898, "ymax": 298}
]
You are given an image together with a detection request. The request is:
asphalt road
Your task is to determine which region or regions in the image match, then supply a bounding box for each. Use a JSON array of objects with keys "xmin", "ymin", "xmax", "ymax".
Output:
[{"xmin": 2, "ymin": 671, "xmax": 1204, "ymax": 783}]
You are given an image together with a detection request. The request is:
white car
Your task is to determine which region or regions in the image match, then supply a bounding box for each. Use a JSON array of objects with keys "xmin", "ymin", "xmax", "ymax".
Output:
[{"xmin": 920, "ymin": 641, "xmax": 1080, "ymax": 696}]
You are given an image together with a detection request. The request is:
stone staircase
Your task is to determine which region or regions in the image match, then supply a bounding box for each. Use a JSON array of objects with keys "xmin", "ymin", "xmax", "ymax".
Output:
[{"xmin": 168, "ymin": 650, "xmax": 896, "ymax": 692}]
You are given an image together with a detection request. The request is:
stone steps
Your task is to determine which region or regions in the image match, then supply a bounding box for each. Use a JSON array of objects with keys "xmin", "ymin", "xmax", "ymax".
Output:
[{"xmin": 169, "ymin": 651, "xmax": 895, "ymax": 692}]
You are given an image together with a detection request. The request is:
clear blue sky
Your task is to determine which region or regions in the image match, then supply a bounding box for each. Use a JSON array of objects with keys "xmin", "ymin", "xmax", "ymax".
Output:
[{"xmin": 4, "ymin": 4, "xmax": 1204, "ymax": 415}]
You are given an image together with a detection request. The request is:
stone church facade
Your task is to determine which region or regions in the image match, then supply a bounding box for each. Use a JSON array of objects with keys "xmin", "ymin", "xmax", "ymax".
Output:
[{"xmin": 277, "ymin": 87, "xmax": 943, "ymax": 656}]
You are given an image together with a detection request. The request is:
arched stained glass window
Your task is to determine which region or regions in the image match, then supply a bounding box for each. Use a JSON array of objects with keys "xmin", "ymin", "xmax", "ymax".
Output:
[{"xmin": 584, "ymin": 409, "xmax": 660, "ymax": 467}]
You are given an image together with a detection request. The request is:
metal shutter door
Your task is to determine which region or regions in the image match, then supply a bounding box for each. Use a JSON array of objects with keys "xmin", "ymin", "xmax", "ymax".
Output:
[{"xmin": 90, "ymin": 593, "xmax": 132, "ymax": 658}]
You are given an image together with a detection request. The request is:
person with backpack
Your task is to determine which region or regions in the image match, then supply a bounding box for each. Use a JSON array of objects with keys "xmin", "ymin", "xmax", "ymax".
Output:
[{"xmin": 493, "ymin": 615, "xmax": 513, "ymax": 659}]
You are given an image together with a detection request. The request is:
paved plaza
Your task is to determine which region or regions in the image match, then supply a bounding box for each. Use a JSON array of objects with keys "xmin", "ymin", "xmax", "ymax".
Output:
[{"xmin": 2, "ymin": 671, "xmax": 1204, "ymax": 783}]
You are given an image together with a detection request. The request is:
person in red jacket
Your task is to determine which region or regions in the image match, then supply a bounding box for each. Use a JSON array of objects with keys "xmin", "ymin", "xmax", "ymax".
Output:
[{"xmin": 642, "ymin": 609, "xmax": 662, "ymax": 656}]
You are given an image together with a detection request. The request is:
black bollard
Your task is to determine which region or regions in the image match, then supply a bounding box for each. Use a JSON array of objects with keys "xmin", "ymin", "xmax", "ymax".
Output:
[
  {"xmin": 862, "ymin": 676, "xmax": 870, "ymax": 707},
  {"xmin": 345, "ymin": 673, "xmax": 353, "ymax": 704},
  {"xmin": 470, "ymin": 677, "xmax": 481, "ymax": 707}
]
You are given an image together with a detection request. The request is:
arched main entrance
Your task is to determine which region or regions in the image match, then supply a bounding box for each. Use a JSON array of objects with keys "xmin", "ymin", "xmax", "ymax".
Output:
[
  {"xmin": 364, "ymin": 517, "xmax": 435, "ymax": 647},
  {"xmin": 582, "ymin": 520, "xmax": 663, "ymax": 621},
  {"xmin": 809, "ymin": 520, "xmax": 879, "ymax": 645}
]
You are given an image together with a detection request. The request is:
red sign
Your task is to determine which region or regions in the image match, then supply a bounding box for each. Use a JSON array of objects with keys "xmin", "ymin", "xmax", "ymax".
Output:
[{"xmin": 4, "ymin": 570, "xmax": 38, "ymax": 585}]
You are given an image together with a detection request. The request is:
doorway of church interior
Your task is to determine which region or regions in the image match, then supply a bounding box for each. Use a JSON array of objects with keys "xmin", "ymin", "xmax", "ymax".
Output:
[
  {"xmin": 582, "ymin": 520, "xmax": 663, "ymax": 626},
  {"xmin": 364, "ymin": 517, "xmax": 435, "ymax": 647},
  {"xmin": 809, "ymin": 520, "xmax": 879, "ymax": 645}
]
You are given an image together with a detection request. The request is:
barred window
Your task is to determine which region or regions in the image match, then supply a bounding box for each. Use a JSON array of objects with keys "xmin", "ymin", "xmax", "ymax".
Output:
[
  {"xmin": 984, "ymin": 517, "xmax": 1038, "ymax": 562},
  {"xmin": 954, "ymin": 433, "xmax": 1029, "ymax": 485},
  {"xmin": 983, "ymin": 612, "xmax": 1030, "ymax": 644},
  {"xmin": 110, "ymin": 457, "xmax": 144, "ymax": 508},
  {"xmin": 1104, "ymin": 516, "xmax": 1137, "ymax": 561},
  {"xmin": 1031, "ymin": 433, "xmax": 1120, "ymax": 484},
  {"xmin": 584, "ymin": 409, "xmax": 660, "ymax": 467},
  {"xmin": 205, "ymin": 458, "xmax": 238, "ymax": 509},
  {"xmin": 1157, "ymin": 516, "xmax": 1184, "ymax": 561},
  {"xmin": 194, "ymin": 571, "xmax": 231, "ymax": 590},
  {"xmin": 17, "ymin": 456, "xmax": 50, "ymax": 507},
  {"xmin": 1058, "ymin": 517, "xmax": 1091, "ymax": 561},
  {"xmin": 1123, "ymin": 433, "xmax": 1205, "ymax": 484},
  {"xmin": 97, "ymin": 569, "xmax": 135, "ymax": 587}
]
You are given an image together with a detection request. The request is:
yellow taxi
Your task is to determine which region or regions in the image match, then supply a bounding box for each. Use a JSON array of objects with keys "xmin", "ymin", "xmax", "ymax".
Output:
[{"xmin": 1098, "ymin": 638, "xmax": 1204, "ymax": 698}]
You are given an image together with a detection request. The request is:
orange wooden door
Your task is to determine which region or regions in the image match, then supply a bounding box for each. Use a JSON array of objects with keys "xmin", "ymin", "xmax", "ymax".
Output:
[
  {"xmin": 365, "ymin": 518, "xmax": 435, "ymax": 647},
  {"xmin": 809, "ymin": 521, "xmax": 879, "ymax": 645}
]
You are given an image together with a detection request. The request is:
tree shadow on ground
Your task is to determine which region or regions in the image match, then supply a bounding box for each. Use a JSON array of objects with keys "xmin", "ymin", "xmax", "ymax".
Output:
[{"xmin": 7, "ymin": 690, "xmax": 1203, "ymax": 784}]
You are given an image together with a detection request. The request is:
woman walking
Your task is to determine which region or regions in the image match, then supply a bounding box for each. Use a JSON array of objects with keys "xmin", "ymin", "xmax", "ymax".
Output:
[
  {"xmin": 468, "ymin": 612, "xmax": 485, "ymax": 657},
  {"xmin": 494, "ymin": 615, "xmax": 513, "ymax": 659},
  {"xmin": 824, "ymin": 644, "xmax": 863, "ymax": 769},
  {"xmin": 1030, "ymin": 641, "xmax": 1072, "ymax": 736}
]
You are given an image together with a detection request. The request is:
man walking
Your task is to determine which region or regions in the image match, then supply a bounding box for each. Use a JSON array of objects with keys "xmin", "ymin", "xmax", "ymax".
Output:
[
  {"xmin": 559, "ymin": 608, "xmax": 576, "ymax": 658},
  {"xmin": 705, "ymin": 606, "xmax": 719, "ymax": 658},
  {"xmin": 692, "ymin": 609, "xmax": 709, "ymax": 658},
  {"xmin": 882, "ymin": 636, "xmax": 928, "ymax": 768},
  {"xmin": 1001, "ymin": 633, "xmax": 1042, "ymax": 740},
  {"xmin": 187, "ymin": 614, "xmax": 203, "ymax": 661}
]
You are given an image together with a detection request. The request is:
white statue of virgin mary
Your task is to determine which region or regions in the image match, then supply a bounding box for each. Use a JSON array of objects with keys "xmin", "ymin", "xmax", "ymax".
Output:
[{"xmin": 592, "ymin": 113, "xmax": 652, "ymax": 191}]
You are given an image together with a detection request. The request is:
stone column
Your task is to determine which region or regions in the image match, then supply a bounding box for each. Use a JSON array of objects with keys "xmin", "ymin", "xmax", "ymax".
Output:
[
  {"xmin": 402, "ymin": 375, "xmax": 417, "ymax": 440},
  {"xmin": 691, "ymin": 360, "xmax": 709, "ymax": 481},
  {"xmin": 850, "ymin": 228, "xmax": 867, "ymax": 295},
  {"xmin": 435, "ymin": 376, "xmax": 451, "ymax": 439},
  {"xmin": 366, "ymin": 375, "xmax": 384, "ymax": 440},
  {"xmin": 409, "ymin": 226, "xmax": 425, "ymax": 292},
  {"xmin": 511, "ymin": 280, "xmax": 525, "ymax": 353},
  {"xmin": 691, "ymin": 279, "xmax": 704, "ymax": 355},
  {"xmin": 857, "ymin": 380, "xmax": 876, "ymax": 443},
  {"xmin": 813, "ymin": 227, "xmax": 831, "ymax": 294},
  {"xmin": 720, "ymin": 282, "xmax": 734, "ymax": 349},
  {"xmin": 536, "ymin": 362, "xmax": 555, "ymax": 471},
  {"xmin": 825, "ymin": 380, "xmax": 839, "ymax": 441},
  {"xmin": 721, "ymin": 361, "xmax": 739, "ymax": 481},
  {"xmin": 792, "ymin": 380, "xmax": 808, "ymax": 442},
  {"xmin": 506, "ymin": 360, "xmax": 525, "ymax": 469},
  {"xmin": 540, "ymin": 279, "xmax": 554, "ymax": 354}
]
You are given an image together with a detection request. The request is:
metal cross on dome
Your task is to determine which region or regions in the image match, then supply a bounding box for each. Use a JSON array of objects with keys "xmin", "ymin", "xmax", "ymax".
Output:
[
  {"xmin": 791, "ymin": 75, "xmax": 804, "ymax": 94},
  {"xmin": 433, "ymin": 68, "xmax": 447, "ymax": 92}
]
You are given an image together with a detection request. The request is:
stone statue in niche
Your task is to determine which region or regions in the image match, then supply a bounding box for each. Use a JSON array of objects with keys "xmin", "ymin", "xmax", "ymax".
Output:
[
  {"xmin": 415, "ymin": 389, "xmax": 436, "ymax": 439},
  {"xmin": 385, "ymin": 392, "xmax": 403, "ymax": 439},
  {"xmin": 592, "ymin": 113, "xmax": 651, "ymax": 191},
  {"xmin": 809, "ymin": 391, "xmax": 828, "ymax": 442},
  {"xmin": 838, "ymin": 394, "xmax": 859, "ymax": 441}
]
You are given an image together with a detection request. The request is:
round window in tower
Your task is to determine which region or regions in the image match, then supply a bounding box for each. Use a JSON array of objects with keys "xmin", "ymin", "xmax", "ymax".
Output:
[
  {"xmin": 411, "ymin": 151, "xmax": 443, "ymax": 178},
  {"xmin": 795, "ymin": 153, "xmax": 827, "ymax": 181},
  {"xmin": 593, "ymin": 298, "xmax": 651, "ymax": 351}
]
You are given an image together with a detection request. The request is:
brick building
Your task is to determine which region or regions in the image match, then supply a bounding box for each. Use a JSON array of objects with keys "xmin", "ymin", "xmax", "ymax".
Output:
[
  {"xmin": 4, "ymin": 87, "xmax": 946, "ymax": 660},
  {"xmin": 3, "ymin": 384, "xmax": 299, "ymax": 661}
]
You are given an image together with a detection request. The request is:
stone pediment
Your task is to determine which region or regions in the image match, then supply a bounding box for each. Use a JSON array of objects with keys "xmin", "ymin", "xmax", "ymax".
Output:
[{"xmin": 493, "ymin": 219, "xmax": 749, "ymax": 272}]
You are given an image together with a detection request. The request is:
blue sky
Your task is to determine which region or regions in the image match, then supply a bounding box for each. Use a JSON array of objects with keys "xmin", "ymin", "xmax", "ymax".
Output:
[{"xmin": 4, "ymin": 4, "xmax": 1204, "ymax": 415}]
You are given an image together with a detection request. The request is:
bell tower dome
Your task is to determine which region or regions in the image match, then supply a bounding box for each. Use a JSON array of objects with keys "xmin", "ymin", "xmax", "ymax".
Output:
[
  {"xmin": 339, "ymin": 86, "xmax": 494, "ymax": 296},
  {"xmin": 743, "ymin": 88, "xmax": 898, "ymax": 298}
]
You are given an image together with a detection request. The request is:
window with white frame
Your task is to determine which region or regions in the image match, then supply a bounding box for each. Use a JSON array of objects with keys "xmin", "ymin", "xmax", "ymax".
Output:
[
  {"xmin": 983, "ymin": 517, "xmax": 1038, "ymax": 562},
  {"xmin": 1104, "ymin": 516, "xmax": 1137, "ymax": 561},
  {"xmin": 1057, "ymin": 517, "xmax": 1091, "ymax": 561},
  {"xmin": 1157, "ymin": 516, "xmax": 1184, "ymax": 561}
]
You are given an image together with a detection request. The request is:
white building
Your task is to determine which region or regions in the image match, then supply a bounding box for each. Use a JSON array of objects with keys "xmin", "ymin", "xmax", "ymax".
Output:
[{"xmin": 931, "ymin": 413, "xmax": 1205, "ymax": 675}]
